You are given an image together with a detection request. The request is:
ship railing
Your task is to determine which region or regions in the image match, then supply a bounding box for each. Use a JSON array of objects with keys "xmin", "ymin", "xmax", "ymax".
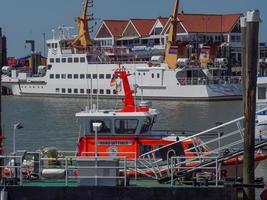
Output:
[
  {"xmin": 0, "ymin": 155, "xmax": 24, "ymax": 186},
  {"xmin": 178, "ymin": 76, "xmax": 242, "ymax": 86},
  {"xmin": 138, "ymin": 106, "xmax": 267, "ymax": 180},
  {"xmin": 170, "ymin": 156, "xmax": 219, "ymax": 186},
  {"xmin": 64, "ymin": 156, "xmax": 129, "ymax": 186}
]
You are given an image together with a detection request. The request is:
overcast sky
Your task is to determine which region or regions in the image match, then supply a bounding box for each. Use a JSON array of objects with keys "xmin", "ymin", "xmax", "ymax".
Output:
[{"xmin": 0, "ymin": 0, "xmax": 266, "ymax": 58}]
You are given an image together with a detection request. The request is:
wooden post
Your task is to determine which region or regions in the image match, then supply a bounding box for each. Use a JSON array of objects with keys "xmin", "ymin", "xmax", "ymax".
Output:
[
  {"xmin": 0, "ymin": 27, "xmax": 3, "ymax": 182},
  {"xmin": 241, "ymin": 16, "xmax": 247, "ymax": 94},
  {"xmin": 243, "ymin": 10, "xmax": 260, "ymax": 200}
]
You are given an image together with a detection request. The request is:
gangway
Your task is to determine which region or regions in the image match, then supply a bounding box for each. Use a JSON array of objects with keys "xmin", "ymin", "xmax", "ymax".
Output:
[{"xmin": 137, "ymin": 107, "xmax": 267, "ymax": 181}]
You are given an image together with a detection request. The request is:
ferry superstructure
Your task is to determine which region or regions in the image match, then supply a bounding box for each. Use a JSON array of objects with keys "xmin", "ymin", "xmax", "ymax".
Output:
[{"xmin": 1, "ymin": 0, "xmax": 242, "ymax": 100}]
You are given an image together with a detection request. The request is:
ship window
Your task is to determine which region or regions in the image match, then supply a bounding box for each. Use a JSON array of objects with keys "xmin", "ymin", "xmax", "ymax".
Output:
[
  {"xmin": 99, "ymin": 74, "xmax": 104, "ymax": 79},
  {"xmin": 74, "ymin": 89, "xmax": 78, "ymax": 94},
  {"xmin": 258, "ymin": 87, "xmax": 266, "ymax": 100},
  {"xmin": 68, "ymin": 58, "xmax": 73, "ymax": 63},
  {"xmin": 140, "ymin": 145, "xmax": 152, "ymax": 155},
  {"xmin": 143, "ymin": 73, "xmax": 146, "ymax": 76},
  {"xmin": 62, "ymin": 58, "xmax": 66, "ymax": 63},
  {"xmin": 93, "ymin": 74, "xmax": 98, "ymax": 79},
  {"xmin": 74, "ymin": 74, "xmax": 78, "ymax": 79},
  {"xmin": 47, "ymin": 43, "xmax": 51, "ymax": 48},
  {"xmin": 115, "ymin": 119, "xmax": 138, "ymax": 134},
  {"xmin": 140, "ymin": 117, "xmax": 152, "ymax": 133},
  {"xmin": 100, "ymin": 89, "xmax": 104, "ymax": 94},
  {"xmin": 68, "ymin": 88, "xmax": 72, "ymax": 93},
  {"xmin": 86, "ymin": 74, "xmax": 91, "ymax": 79},
  {"xmin": 106, "ymin": 89, "xmax": 111, "ymax": 94},
  {"xmin": 62, "ymin": 88, "xmax": 66, "ymax": 93},
  {"xmin": 48, "ymin": 65, "xmax": 52, "ymax": 70},
  {"xmin": 80, "ymin": 74, "xmax": 85, "ymax": 79},
  {"xmin": 87, "ymin": 89, "xmax": 91, "ymax": 94},
  {"xmin": 80, "ymin": 57, "xmax": 86, "ymax": 63},
  {"xmin": 106, "ymin": 74, "xmax": 112, "ymax": 79},
  {"xmin": 52, "ymin": 43, "xmax": 55, "ymax": 48},
  {"xmin": 113, "ymin": 90, "xmax": 116, "ymax": 94},
  {"xmin": 157, "ymin": 73, "xmax": 160, "ymax": 78},
  {"xmin": 55, "ymin": 74, "xmax": 60, "ymax": 79},
  {"xmin": 93, "ymin": 89, "xmax": 98, "ymax": 94},
  {"xmin": 61, "ymin": 74, "xmax": 66, "ymax": 79},
  {"xmin": 80, "ymin": 89, "xmax": 84, "ymax": 94},
  {"xmin": 152, "ymin": 73, "xmax": 154, "ymax": 78},
  {"xmin": 50, "ymin": 74, "xmax": 54, "ymax": 79},
  {"xmin": 56, "ymin": 58, "xmax": 60, "ymax": 63},
  {"xmin": 56, "ymin": 88, "xmax": 60, "ymax": 93},
  {"xmin": 50, "ymin": 58, "xmax": 54, "ymax": 63},
  {"xmin": 67, "ymin": 74, "xmax": 72, "ymax": 79},
  {"xmin": 55, "ymin": 43, "xmax": 58, "ymax": 48},
  {"xmin": 74, "ymin": 57, "xmax": 79, "ymax": 63},
  {"xmin": 90, "ymin": 120, "xmax": 111, "ymax": 134}
]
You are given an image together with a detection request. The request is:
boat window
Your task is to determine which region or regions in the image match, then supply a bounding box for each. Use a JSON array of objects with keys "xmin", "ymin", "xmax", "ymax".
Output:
[
  {"xmin": 86, "ymin": 74, "xmax": 91, "ymax": 79},
  {"xmin": 140, "ymin": 145, "xmax": 152, "ymax": 155},
  {"xmin": 80, "ymin": 74, "xmax": 85, "ymax": 79},
  {"xmin": 56, "ymin": 88, "xmax": 60, "ymax": 93},
  {"xmin": 62, "ymin": 88, "xmax": 66, "ymax": 93},
  {"xmin": 56, "ymin": 58, "xmax": 60, "ymax": 63},
  {"xmin": 87, "ymin": 89, "xmax": 91, "ymax": 94},
  {"xmin": 80, "ymin": 89, "xmax": 84, "ymax": 94},
  {"xmin": 68, "ymin": 58, "xmax": 72, "ymax": 63},
  {"xmin": 152, "ymin": 73, "xmax": 154, "ymax": 78},
  {"xmin": 50, "ymin": 74, "xmax": 54, "ymax": 79},
  {"xmin": 55, "ymin": 74, "xmax": 60, "ymax": 79},
  {"xmin": 61, "ymin": 74, "xmax": 66, "ymax": 79},
  {"xmin": 93, "ymin": 74, "xmax": 98, "ymax": 79},
  {"xmin": 157, "ymin": 73, "xmax": 160, "ymax": 78},
  {"xmin": 258, "ymin": 87, "xmax": 266, "ymax": 100},
  {"xmin": 115, "ymin": 119, "xmax": 138, "ymax": 134},
  {"xmin": 74, "ymin": 57, "xmax": 79, "ymax": 63},
  {"xmin": 74, "ymin": 74, "xmax": 78, "ymax": 79},
  {"xmin": 62, "ymin": 58, "xmax": 66, "ymax": 63},
  {"xmin": 74, "ymin": 89, "xmax": 78, "ymax": 94},
  {"xmin": 106, "ymin": 74, "xmax": 112, "ymax": 79},
  {"xmin": 80, "ymin": 57, "xmax": 86, "ymax": 63},
  {"xmin": 106, "ymin": 89, "xmax": 111, "ymax": 94},
  {"xmin": 47, "ymin": 43, "xmax": 51, "ymax": 49},
  {"xmin": 68, "ymin": 88, "xmax": 72, "ymax": 93},
  {"xmin": 100, "ymin": 89, "xmax": 104, "ymax": 94},
  {"xmin": 140, "ymin": 117, "xmax": 152, "ymax": 133},
  {"xmin": 55, "ymin": 43, "xmax": 58, "ymax": 48},
  {"xmin": 113, "ymin": 90, "xmax": 116, "ymax": 94},
  {"xmin": 90, "ymin": 120, "xmax": 111, "ymax": 134},
  {"xmin": 52, "ymin": 43, "xmax": 55, "ymax": 48},
  {"xmin": 50, "ymin": 58, "xmax": 54, "ymax": 63},
  {"xmin": 67, "ymin": 74, "xmax": 72, "ymax": 79},
  {"xmin": 93, "ymin": 89, "xmax": 98, "ymax": 94},
  {"xmin": 99, "ymin": 74, "xmax": 104, "ymax": 79}
]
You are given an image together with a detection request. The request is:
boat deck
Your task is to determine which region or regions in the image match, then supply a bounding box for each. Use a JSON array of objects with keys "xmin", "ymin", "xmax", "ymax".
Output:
[{"xmin": 22, "ymin": 179, "xmax": 224, "ymax": 188}]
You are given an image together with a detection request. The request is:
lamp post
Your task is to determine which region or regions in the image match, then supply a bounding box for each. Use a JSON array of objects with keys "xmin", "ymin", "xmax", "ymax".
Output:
[{"xmin": 13, "ymin": 122, "xmax": 23, "ymax": 155}]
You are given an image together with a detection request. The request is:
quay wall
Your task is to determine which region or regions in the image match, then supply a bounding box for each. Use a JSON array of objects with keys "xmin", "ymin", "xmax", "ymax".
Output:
[{"xmin": 1, "ymin": 186, "xmax": 236, "ymax": 200}]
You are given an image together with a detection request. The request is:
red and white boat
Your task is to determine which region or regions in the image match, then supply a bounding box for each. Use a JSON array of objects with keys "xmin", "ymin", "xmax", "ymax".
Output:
[{"xmin": 75, "ymin": 67, "xmax": 267, "ymax": 179}]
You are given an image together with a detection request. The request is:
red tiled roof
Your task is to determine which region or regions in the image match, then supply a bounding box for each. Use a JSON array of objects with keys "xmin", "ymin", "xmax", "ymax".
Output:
[
  {"xmin": 177, "ymin": 13, "xmax": 241, "ymax": 33},
  {"xmin": 158, "ymin": 17, "xmax": 169, "ymax": 27},
  {"xmin": 130, "ymin": 19, "xmax": 156, "ymax": 36},
  {"xmin": 103, "ymin": 20, "xmax": 128, "ymax": 37}
]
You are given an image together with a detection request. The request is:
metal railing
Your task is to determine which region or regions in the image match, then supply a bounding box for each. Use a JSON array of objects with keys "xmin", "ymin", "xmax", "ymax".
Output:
[
  {"xmin": 178, "ymin": 76, "xmax": 242, "ymax": 86},
  {"xmin": 138, "ymin": 107, "xmax": 267, "ymax": 180},
  {"xmin": 170, "ymin": 156, "xmax": 219, "ymax": 186}
]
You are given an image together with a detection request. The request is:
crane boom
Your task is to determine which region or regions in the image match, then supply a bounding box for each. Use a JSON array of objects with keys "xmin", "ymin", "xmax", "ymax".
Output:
[
  {"xmin": 164, "ymin": 0, "xmax": 180, "ymax": 69},
  {"xmin": 72, "ymin": 0, "xmax": 92, "ymax": 47}
]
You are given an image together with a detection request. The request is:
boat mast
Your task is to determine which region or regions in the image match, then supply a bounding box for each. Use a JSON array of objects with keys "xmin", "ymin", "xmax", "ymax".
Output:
[
  {"xmin": 72, "ymin": 0, "xmax": 92, "ymax": 47},
  {"xmin": 164, "ymin": 0, "xmax": 180, "ymax": 69}
]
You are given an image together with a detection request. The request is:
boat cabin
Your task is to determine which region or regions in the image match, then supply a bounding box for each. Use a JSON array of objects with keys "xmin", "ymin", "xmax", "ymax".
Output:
[{"xmin": 76, "ymin": 108, "xmax": 158, "ymax": 136}]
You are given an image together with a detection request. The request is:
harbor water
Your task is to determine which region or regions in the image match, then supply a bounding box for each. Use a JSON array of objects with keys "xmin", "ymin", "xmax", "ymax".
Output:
[{"xmin": 2, "ymin": 96, "xmax": 267, "ymax": 192}]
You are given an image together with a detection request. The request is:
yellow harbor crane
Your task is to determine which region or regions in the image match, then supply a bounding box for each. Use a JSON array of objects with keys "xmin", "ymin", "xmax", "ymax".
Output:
[
  {"xmin": 72, "ymin": 0, "xmax": 92, "ymax": 47},
  {"xmin": 164, "ymin": 0, "xmax": 180, "ymax": 69}
]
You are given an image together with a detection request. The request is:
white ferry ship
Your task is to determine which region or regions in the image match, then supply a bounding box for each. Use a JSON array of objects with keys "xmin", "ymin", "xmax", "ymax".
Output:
[{"xmin": 1, "ymin": 0, "xmax": 242, "ymax": 100}]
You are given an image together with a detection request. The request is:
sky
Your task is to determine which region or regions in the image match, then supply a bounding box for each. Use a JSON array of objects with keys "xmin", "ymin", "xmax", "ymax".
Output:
[{"xmin": 0, "ymin": 0, "xmax": 266, "ymax": 58}]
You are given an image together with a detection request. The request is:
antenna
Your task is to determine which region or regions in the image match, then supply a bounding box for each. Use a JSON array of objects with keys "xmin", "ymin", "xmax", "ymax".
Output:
[{"xmin": 52, "ymin": 29, "xmax": 56, "ymax": 40}]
